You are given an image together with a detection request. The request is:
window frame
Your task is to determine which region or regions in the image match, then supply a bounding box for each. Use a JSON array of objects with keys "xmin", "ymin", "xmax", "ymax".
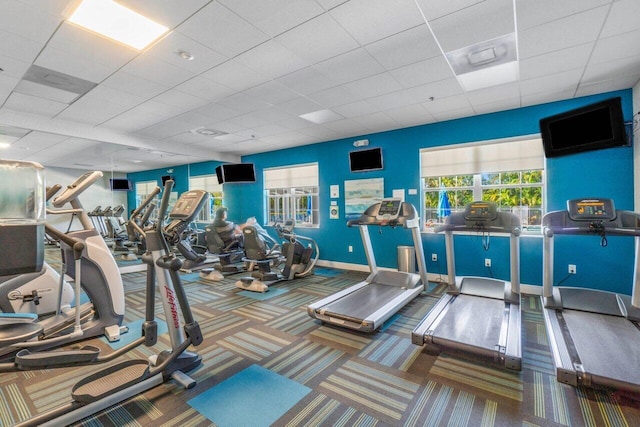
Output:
[
  {"xmin": 188, "ymin": 174, "xmax": 224, "ymax": 223},
  {"xmin": 421, "ymin": 136, "xmax": 545, "ymax": 234},
  {"xmin": 264, "ymin": 163, "xmax": 319, "ymax": 228}
]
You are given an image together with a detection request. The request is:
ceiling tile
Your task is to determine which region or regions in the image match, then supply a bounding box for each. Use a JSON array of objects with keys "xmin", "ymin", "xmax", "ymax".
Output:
[
  {"xmin": 0, "ymin": 0, "xmax": 63, "ymax": 44},
  {"xmin": 173, "ymin": 76, "xmax": 234, "ymax": 102},
  {"xmin": 118, "ymin": 0, "xmax": 212, "ymax": 28},
  {"xmin": 519, "ymin": 43, "xmax": 593, "ymax": 80},
  {"xmin": 216, "ymin": 93, "xmax": 272, "ymax": 113},
  {"xmin": 353, "ymin": 112, "xmax": 399, "ymax": 133},
  {"xmin": 422, "ymin": 93, "xmax": 473, "ymax": 115},
  {"xmin": 365, "ymin": 24, "xmax": 441, "ymax": 70},
  {"xmin": 424, "ymin": 0, "xmax": 515, "ymax": 52},
  {"xmin": 519, "ymin": 68, "xmax": 583, "ymax": 97},
  {"xmin": 590, "ymin": 30, "xmax": 640, "ymax": 65},
  {"xmin": 414, "ymin": 0, "xmax": 484, "ymax": 21},
  {"xmin": 152, "ymin": 89, "xmax": 210, "ymax": 110},
  {"xmin": 332, "ymin": 100, "xmax": 380, "ymax": 118},
  {"xmin": 519, "ymin": 6, "xmax": 609, "ymax": 59},
  {"xmin": 409, "ymin": 77, "xmax": 465, "ymax": 103},
  {"xmin": 516, "ymin": 0, "xmax": 610, "ymax": 31},
  {"xmin": 219, "ymin": 0, "xmax": 324, "ymax": 37},
  {"xmin": 306, "ymin": 85, "xmax": 361, "ymax": 108},
  {"xmin": 241, "ymin": 81, "xmax": 300, "ymax": 105},
  {"xmin": 315, "ymin": 0, "xmax": 349, "ymax": 11},
  {"xmin": 581, "ymin": 54, "xmax": 640, "ymax": 86},
  {"xmin": 234, "ymin": 40, "xmax": 309, "ymax": 80},
  {"xmin": 576, "ymin": 74, "xmax": 640, "ymax": 98},
  {"xmin": 0, "ymin": 29, "xmax": 44, "ymax": 64},
  {"xmin": 472, "ymin": 97, "xmax": 521, "ymax": 116},
  {"xmin": 201, "ymin": 60, "xmax": 270, "ymax": 92},
  {"xmin": 35, "ymin": 44, "xmax": 117, "ymax": 84},
  {"xmin": 146, "ymin": 31, "xmax": 228, "ymax": 74},
  {"xmin": 465, "ymin": 82, "xmax": 520, "ymax": 106},
  {"xmin": 177, "ymin": 1, "xmax": 269, "ymax": 58},
  {"xmin": 314, "ymin": 48, "xmax": 385, "ymax": 85},
  {"xmin": 383, "ymin": 104, "xmax": 434, "ymax": 127},
  {"xmin": 275, "ymin": 13, "xmax": 359, "ymax": 64},
  {"xmin": 276, "ymin": 97, "xmax": 324, "ymax": 116},
  {"xmin": 389, "ymin": 56, "xmax": 453, "ymax": 89},
  {"xmin": 342, "ymin": 72, "xmax": 403, "ymax": 99},
  {"xmin": 276, "ymin": 67, "xmax": 336, "ymax": 95},
  {"xmin": 121, "ymin": 54, "xmax": 196, "ymax": 87},
  {"xmin": 600, "ymin": 0, "xmax": 640, "ymax": 38},
  {"xmin": 330, "ymin": 0, "xmax": 425, "ymax": 45},
  {"xmin": 192, "ymin": 102, "xmax": 243, "ymax": 123},
  {"xmin": 4, "ymin": 92, "xmax": 68, "ymax": 118},
  {"xmin": 367, "ymin": 89, "xmax": 423, "ymax": 111}
]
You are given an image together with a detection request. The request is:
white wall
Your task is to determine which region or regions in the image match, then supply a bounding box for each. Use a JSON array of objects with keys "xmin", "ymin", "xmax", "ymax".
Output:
[{"xmin": 46, "ymin": 167, "xmax": 128, "ymax": 232}]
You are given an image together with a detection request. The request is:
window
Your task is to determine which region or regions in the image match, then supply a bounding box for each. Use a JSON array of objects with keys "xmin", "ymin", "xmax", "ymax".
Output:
[
  {"xmin": 421, "ymin": 137, "xmax": 545, "ymax": 230},
  {"xmin": 189, "ymin": 174, "xmax": 223, "ymax": 222},
  {"xmin": 134, "ymin": 180, "xmax": 159, "ymax": 215},
  {"xmin": 264, "ymin": 164, "xmax": 319, "ymax": 227}
]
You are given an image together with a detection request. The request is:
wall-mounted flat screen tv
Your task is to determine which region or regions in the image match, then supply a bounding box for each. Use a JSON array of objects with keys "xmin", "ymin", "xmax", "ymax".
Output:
[
  {"xmin": 161, "ymin": 175, "xmax": 175, "ymax": 186},
  {"xmin": 349, "ymin": 147, "xmax": 383, "ymax": 172},
  {"xmin": 539, "ymin": 97, "xmax": 627, "ymax": 158},
  {"xmin": 109, "ymin": 178, "xmax": 132, "ymax": 191},
  {"xmin": 215, "ymin": 163, "xmax": 256, "ymax": 184}
]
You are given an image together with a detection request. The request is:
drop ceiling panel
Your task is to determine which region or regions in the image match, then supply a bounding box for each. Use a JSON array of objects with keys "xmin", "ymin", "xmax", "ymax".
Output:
[
  {"xmin": 600, "ymin": 0, "xmax": 640, "ymax": 38},
  {"xmin": 332, "ymin": 100, "xmax": 380, "ymax": 118},
  {"xmin": 173, "ymin": 76, "xmax": 234, "ymax": 102},
  {"xmin": 177, "ymin": 1, "xmax": 269, "ymax": 58},
  {"xmin": 119, "ymin": 0, "xmax": 212, "ymax": 28},
  {"xmin": 219, "ymin": 0, "xmax": 324, "ymax": 37},
  {"xmin": 576, "ymin": 74, "xmax": 640, "ymax": 98},
  {"xmin": 590, "ymin": 30, "xmax": 640, "ymax": 65},
  {"xmin": 365, "ymin": 25, "xmax": 441, "ymax": 70},
  {"xmin": 276, "ymin": 67, "xmax": 337, "ymax": 95},
  {"xmin": 101, "ymin": 71, "xmax": 169, "ymax": 99},
  {"xmin": 471, "ymin": 97, "xmax": 521, "ymax": 115},
  {"xmin": 314, "ymin": 48, "xmax": 385, "ymax": 86},
  {"xmin": 519, "ymin": 43, "xmax": 593, "ymax": 80},
  {"xmin": 410, "ymin": 78, "xmax": 466, "ymax": 103},
  {"xmin": 145, "ymin": 31, "xmax": 228, "ymax": 74},
  {"xmin": 384, "ymin": 104, "xmax": 433, "ymax": 126},
  {"xmin": 276, "ymin": 97, "xmax": 324, "ymax": 116},
  {"xmin": 4, "ymin": 92, "xmax": 69, "ymax": 118},
  {"xmin": 192, "ymin": 102, "xmax": 243, "ymax": 123},
  {"xmin": 306, "ymin": 85, "xmax": 361, "ymax": 108},
  {"xmin": 242, "ymin": 81, "xmax": 300, "ymax": 105},
  {"xmin": 0, "ymin": 74, "xmax": 19, "ymax": 105},
  {"xmin": 35, "ymin": 44, "xmax": 121, "ymax": 83},
  {"xmin": 422, "ymin": 94, "xmax": 473, "ymax": 115},
  {"xmin": 315, "ymin": 0, "xmax": 349, "ymax": 11},
  {"xmin": 519, "ymin": 68, "xmax": 583, "ymax": 97},
  {"xmin": 201, "ymin": 60, "xmax": 270, "ymax": 92},
  {"xmin": 465, "ymin": 82, "xmax": 520, "ymax": 105},
  {"xmin": 121, "ymin": 54, "xmax": 196, "ymax": 87},
  {"xmin": 342, "ymin": 72, "xmax": 403, "ymax": 99},
  {"xmin": 0, "ymin": 29, "xmax": 44, "ymax": 64},
  {"xmin": 0, "ymin": 55, "xmax": 31, "ymax": 80},
  {"xmin": 216, "ymin": 93, "xmax": 272, "ymax": 113},
  {"xmin": 426, "ymin": 0, "xmax": 515, "ymax": 52},
  {"xmin": 581, "ymin": 54, "xmax": 640, "ymax": 86},
  {"xmin": 0, "ymin": 0, "xmax": 63, "ymax": 44},
  {"xmin": 414, "ymin": 0, "xmax": 484, "ymax": 22},
  {"xmin": 330, "ymin": 0, "xmax": 425, "ymax": 45},
  {"xmin": 390, "ymin": 56, "xmax": 453, "ymax": 89},
  {"xmin": 274, "ymin": 13, "xmax": 359, "ymax": 64},
  {"xmin": 516, "ymin": 0, "xmax": 610, "ymax": 31},
  {"xmin": 234, "ymin": 40, "xmax": 309, "ymax": 80},
  {"xmin": 353, "ymin": 112, "xmax": 399, "ymax": 133},
  {"xmin": 367, "ymin": 89, "xmax": 423, "ymax": 111},
  {"xmin": 519, "ymin": 6, "xmax": 608, "ymax": 59},
  {"xmin": 152, "ymin": 89, "xmax": 210, "ymax": 111}
]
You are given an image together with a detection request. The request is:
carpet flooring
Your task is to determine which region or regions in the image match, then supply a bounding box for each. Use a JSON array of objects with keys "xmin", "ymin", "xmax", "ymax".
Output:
[{"xmin": 1, "ymin": 248, "xmax": 639, "ymax": 426}]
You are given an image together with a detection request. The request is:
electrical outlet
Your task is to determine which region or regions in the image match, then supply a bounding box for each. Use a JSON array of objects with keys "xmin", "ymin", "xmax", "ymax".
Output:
[
  {"xmin": 568, "ymin": 264, "xmax": 576, "ymax": 274},
  {"xmin": 485, "ymin": 258, "xmax": 491, "ymax": 267},
  {"xmin": 431, "ymin": 253, "xmax": 438, "ymax": 262},
  {"xmin": 348, "ymin": 245, "xmax": 353, "ymax": 253}
]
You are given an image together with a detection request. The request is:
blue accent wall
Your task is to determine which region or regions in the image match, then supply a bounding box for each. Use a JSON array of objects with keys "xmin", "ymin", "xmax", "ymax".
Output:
[{"xmin": 127, "ymin": 89, "xmax": 634, "ymax": 294}]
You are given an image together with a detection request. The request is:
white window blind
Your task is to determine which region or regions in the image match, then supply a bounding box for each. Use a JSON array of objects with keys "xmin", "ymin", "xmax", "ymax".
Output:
[
  {"xmin": 420, "ymin": 137, "xmax": 544, "ymax": 177},
  {"xmin": 264, "ymin": 164, "xmax": 318, "ymax": 189},
  {"xmin": 189, "ymin": 175, "xmax": 222, "ymax": 192}
]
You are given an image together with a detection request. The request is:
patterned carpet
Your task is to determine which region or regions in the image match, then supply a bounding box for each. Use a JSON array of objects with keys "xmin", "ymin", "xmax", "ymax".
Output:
[{"xmin": 1, "ymin": 248, "xmax": 640, "ymax": 426}]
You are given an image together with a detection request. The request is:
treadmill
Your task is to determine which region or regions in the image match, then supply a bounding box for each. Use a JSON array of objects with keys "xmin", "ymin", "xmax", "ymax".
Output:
[
  {"xmin": 412, "ymin": 201, "xmax": 522, "ymax": 370},
  {"xmin": 541, "ymin": 198, "xmax": 640, "ymax": 392},
  {"xmin": 307, "ymin": 199, "xmax": 428, "ymax": 332}
]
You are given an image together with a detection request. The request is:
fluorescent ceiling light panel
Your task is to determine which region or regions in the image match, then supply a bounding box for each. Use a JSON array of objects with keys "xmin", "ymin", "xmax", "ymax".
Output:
[
  {"xmin": 0, "ymin": 142, "xmax": 12, "ymax": 149},
  {"xmin": 68, "ymin": 0, "xmax": 169, "ymax": 50},
  {"xmin": 455, "ymin": 61, "xmax": 519, "ymax": 91},
  {"xmin": 299, "ymin": 109, "xmax": 343, "ymax": 124}
]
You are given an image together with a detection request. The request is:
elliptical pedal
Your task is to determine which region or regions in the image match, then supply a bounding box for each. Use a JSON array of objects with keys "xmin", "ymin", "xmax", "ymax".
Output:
[{"xmin": 72, "ymin": 359, "xmax": 150, "ymax": 403}]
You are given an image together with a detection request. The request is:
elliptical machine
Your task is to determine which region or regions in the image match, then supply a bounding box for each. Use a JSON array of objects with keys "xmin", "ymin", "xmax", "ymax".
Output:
[{"xmin": 12, "ymin": 180, "xmax": 206, "ymax": 426}]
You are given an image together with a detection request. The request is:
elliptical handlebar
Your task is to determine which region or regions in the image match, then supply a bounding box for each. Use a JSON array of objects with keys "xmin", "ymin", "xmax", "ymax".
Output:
[{"xmin": 130, "ymin": 186, "xmax": 161, "ymax": 221}]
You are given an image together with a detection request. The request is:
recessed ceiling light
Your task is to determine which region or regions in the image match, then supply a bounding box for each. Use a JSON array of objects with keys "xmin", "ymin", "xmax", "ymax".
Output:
[
  {"xmin": 299, "ymin": 109, "xmax": 343, "ymax": 124},
  {"xmin": 0, "ymin": 142, "xmax": 11, "ymax": 150},
  {"xmin": 178, "ymin": 50, "xmax": 194, "ymax": 61},
  {"xmin": 68, "ymin": 0, "xmax": 170, "ymax": 50}
]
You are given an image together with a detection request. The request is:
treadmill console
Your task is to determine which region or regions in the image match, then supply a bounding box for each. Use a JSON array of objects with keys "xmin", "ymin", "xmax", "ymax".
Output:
[
  {"xmin": 376, "ymin": 199, "xmax": 402, "ymax": 221},
  {"xmin": 464, "ymin": 201, "xmax": 498, "ymax": 222},
  {"xmin": 567, "ymin": 198, "xmax": 616, "ymax": 221}
]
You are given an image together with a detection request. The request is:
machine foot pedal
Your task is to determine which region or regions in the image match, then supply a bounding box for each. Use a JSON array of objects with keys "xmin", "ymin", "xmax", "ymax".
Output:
[
  {"xmin": 15, "ymin": 346, "xmax": 101, "ymax": 369},
  {"xmin": 72, "ymin": 359, "xmax": 150, "ymax": 403}
]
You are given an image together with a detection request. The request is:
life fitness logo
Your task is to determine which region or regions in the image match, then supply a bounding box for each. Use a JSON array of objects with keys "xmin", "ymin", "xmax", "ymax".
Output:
[{"xmin": 165, "ymin": 286, "xmax": 180, "ymax": 329}]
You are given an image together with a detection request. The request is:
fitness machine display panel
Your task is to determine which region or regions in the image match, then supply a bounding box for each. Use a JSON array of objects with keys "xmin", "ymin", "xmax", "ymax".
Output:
[
  {"xmin": 465, "ymin": 201, "xmax": 497, "ymax": 221},
  {"xmin": 567, "ymin": 198, "xmax": 615, "ymax": 221},
  {"xmin": 376, "ymin": 199, "xmax": 402, "ymax": 220}
]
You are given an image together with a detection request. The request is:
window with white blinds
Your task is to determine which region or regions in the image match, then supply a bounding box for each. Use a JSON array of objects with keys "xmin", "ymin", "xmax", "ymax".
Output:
[
  {"xmin": 264, "ymin": 163, "xmax": 319, "ymax": 227},
  {"xmin": 189, "ymin": 174, "xmax": 223, "ymax": 222},
  {"xmin": 420, "ymin": 137, "xmax": 545, "ymax": 229}
]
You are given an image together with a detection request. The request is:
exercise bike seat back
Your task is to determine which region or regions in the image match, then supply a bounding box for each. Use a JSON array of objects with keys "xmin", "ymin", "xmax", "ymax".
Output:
[{"xmin": 242, "ymin": 226, "xmax": 280, "ymax": 261}]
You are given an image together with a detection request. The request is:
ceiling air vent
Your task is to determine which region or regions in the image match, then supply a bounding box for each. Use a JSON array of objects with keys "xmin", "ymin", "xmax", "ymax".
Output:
[{"xmin": 189, "ymin": 127, "xmax": 228, "ymax": 137}]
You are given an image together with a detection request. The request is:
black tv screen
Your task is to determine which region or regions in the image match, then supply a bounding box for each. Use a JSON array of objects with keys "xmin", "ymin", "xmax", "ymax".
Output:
[
  {"xmin": 161, "ymin": 175, "xmax": 174, "ymax": 185},
  {"xmin": 540, "ymin": 97, "xmax": 627, "ymax": 158},
  {"xmin": 109, "ymin": 178, "xmax": 132, "ymax": 191},
  {"xmin": 216, "ymin": 163, "xmax": 256, "ymax": 183},
  {"xmin": 349, "ymin": 147, "xmax": 383, "ymax": 172}
]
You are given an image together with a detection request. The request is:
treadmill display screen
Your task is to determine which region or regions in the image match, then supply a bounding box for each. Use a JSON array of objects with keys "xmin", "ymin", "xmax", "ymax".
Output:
[
  {"xmin": 377, "ymin": 199, "xmax": 401, "ymax": 218},
  {"xmin": 465, "ymin": 201, "xmax": 497, "ymax": 221},
  {"xmin": 568, "ymin": 198, "xmax": 616, "ymax": 221}
]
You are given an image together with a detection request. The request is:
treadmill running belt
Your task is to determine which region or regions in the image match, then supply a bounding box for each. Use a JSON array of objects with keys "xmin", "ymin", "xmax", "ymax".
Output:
[
  {"xmin": 319, "ymin": 283, "xmax": 407, "ymax": 322},
  {"xmin": 431, "ymin": 295, "xmax": 504, "ymax": 351},
  {"xmin": 562, "ymin": 310, "xmax": 640, "ymax": 385}
]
